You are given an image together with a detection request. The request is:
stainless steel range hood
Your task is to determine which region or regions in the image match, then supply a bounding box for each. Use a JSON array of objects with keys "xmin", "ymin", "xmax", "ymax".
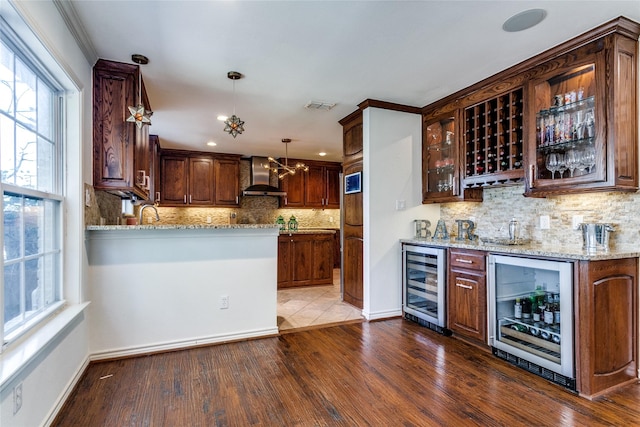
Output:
[{"xmin": 242, "ymin": 157, "xmax": 287, "ymax": 197}]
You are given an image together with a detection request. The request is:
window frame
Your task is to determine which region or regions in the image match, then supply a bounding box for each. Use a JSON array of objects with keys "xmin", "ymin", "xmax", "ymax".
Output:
[{"xmin": 1, "ymin": 18, "xmax": 65, "ymax": 349}]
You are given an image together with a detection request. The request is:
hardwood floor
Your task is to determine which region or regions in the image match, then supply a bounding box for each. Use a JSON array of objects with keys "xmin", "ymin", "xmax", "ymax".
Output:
[{"xmin": 53, "ymin": 318, "xmax": 640, "ymax": 426}]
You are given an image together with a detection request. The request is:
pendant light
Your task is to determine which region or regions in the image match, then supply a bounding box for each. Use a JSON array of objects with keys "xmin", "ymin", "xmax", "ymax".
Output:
[
  {"xmin": 126, "ymin": 54, "xmax": 152, "ymax": 128},
  {"xmin": 223, "ymin": 71, "xmax": 245, "ymax": 137},
  {"xmin": 267, "ymin": 138, "xmax": 308, "ymax": 179}
]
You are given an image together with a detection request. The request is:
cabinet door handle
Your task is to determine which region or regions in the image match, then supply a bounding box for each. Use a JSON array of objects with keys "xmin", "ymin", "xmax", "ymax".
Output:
[
  {"xmin": 183, "ymin": 195, "xmax": 187, "ymax": 204},
  {"xmin": 236, "ymin": 196, "xmax": 239, "ymax": 204},
  {"xmin": 456, "ymin": 283, "xmax": 473, "ymax": 289},
  {"xmin": 189, "ymin": 194, "xmax": 192, "ymax": 204},
  {"xmin": 452, "ymin": 176, "xmax": 459, "ymax": 196},
  {"xmin": 156, "ymin": 192, "xmax": 161, "ymax": 202},
  {"xmin": 455, "ymin": 258, "xmax": 473, "ymax": 264}
]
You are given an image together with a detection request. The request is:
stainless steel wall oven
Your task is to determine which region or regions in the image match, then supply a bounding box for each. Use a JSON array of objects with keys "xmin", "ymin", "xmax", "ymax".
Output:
[{"xmin": 402, "ymin": 244, "xmax": 449, "ymax": 335}]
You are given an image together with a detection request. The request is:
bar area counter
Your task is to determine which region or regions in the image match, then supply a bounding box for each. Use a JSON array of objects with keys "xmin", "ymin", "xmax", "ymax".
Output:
[{"xmin": 85, "ymin": 225, "xmax": 280, "ymax": 359}]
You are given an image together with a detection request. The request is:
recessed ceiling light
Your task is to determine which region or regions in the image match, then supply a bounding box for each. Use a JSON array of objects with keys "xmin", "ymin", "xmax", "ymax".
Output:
[
  {"xmin": 207, "ymin": 141, "xmax": 217, "ymax": 147},
  {"xmin": 318, "ymin": 152, "xmax": 327, "ymax": 157},
  {"xmin": 502, "ymin": 9, "xmax": 547, "ymax": 32},
  {"xmin": 217, "ymin": 115, "xmax": 228, "ymax": 121}
]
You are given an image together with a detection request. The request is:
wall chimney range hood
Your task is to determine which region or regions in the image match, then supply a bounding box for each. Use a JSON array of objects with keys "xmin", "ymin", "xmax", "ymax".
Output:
[{"xmin": 242, "ymin": 157, "xmax": 287, "ymax": 197}]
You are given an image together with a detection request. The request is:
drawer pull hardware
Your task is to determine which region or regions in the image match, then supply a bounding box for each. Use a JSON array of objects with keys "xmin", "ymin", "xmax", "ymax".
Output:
[
  {"xmin": 456, "ymin": 283, "xmax": 473, "ymax": 289},
  {"xmin": 455, "ymin": 258, "xmax": 473, "ymax": 264}
]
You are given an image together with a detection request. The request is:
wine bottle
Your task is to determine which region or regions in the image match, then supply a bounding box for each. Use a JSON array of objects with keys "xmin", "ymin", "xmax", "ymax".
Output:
[
  {"xmin": 543, "ymin": 294, "xmax": 554, "ymax": 325},
  {"xmin": 531, "ymin": 294, "xmax": 539, "ymax": 321},
  {"xmin": 553, "ymin": 293, "xmax": 561, "ymax": 325},
  {"xmin": 522, "ymin": 296, "xmax": 532, "ymax": 320}
]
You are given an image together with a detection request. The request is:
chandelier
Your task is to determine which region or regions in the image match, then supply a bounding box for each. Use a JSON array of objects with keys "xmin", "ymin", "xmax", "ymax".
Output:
[
  {"xmin": 267, "ymin": 139, "xmax": 308, "ymax": 179},
  {"xmin": 126, "ymin": 54, "xmax": 152, "ymax": 129},
  {"xmin": 223, "ymin": 71, "xmax": 245, "ymax": 137}
]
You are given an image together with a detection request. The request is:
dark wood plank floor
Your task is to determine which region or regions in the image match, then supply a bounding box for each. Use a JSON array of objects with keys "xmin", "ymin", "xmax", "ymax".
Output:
[{"xmin": 53, "ymin": 319, "xmax": 640, "ymax": 426}]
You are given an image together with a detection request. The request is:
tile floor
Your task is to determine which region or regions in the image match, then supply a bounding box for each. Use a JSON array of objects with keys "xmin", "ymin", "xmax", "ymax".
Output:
[{"xmin": 277, "ymin": 269, "xmax": 364, "ymax": 331}]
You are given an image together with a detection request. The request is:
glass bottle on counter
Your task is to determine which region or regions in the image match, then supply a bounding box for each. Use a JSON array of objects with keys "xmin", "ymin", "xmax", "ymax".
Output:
[{"xmin": 531, "ymin": 294, "xmax": 540, "ymax": 322}]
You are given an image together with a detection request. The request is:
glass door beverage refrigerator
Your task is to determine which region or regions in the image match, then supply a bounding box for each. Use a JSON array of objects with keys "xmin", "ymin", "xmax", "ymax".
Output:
[
  {"xmin": 402, "ymin": 244, "xmax": 449, "ymax": 335},
  {"xmin": 488, "ymin": 254, "xmax": 575, "ymax": 390}
]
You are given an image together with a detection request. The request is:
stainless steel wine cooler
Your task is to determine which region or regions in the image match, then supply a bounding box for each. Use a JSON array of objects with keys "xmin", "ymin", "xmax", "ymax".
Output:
[
  {"xmin": 402, "ymin": 244, "xmax": 449, "ymax": 335},
  {"xmin": 488, "ymin": 254, "xmax": 575, "ymax": 390}
]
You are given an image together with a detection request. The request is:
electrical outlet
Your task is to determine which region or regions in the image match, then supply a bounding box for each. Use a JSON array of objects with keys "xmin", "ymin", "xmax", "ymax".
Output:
[
  {"xmin": 85, "ymin": 189, "xmax": 91, "ymax": 207},
  {"xmin": 395, "ymin": 200, "xmax": 406, "ymax": 211},
  {"xmin": 13, "ymin": 382, "xmax": 22, "ymax": 415},
  {"xmin": 206, "ymin": 216, "xmax": 212, "ymax": 224},
  {"xmin": 572, "ymin": 215, "xmax": 584, "ymax": 230},
  {"xmin": 540, "ymin": 215, "xmax": 551, "ymax": 230},
  {"xmin": 220, "ymin": 295, "xmax": 229, "ymax": 309}
]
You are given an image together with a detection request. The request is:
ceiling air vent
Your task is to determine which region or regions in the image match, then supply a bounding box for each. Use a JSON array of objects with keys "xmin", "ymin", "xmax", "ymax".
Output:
[{"xmin": 305, "ymin": 100, "xmax": 336, "ymax": 111}]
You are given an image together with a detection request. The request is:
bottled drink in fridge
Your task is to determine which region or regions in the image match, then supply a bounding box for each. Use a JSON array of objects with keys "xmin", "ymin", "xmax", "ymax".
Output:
[
  {"xmin": 544, "ymin": 295, "xmax": 554, "ymax": 325},
  {"xmin": 514, "ymin": 298, "xmax": 522, "ymax": 319},
  {"xmin": 553, "ymin": 293, "xmax": 561, "ymax": 325},
  {"xmin": 522, "ymin": 297, "xmax": 532, "ymax": 319}
]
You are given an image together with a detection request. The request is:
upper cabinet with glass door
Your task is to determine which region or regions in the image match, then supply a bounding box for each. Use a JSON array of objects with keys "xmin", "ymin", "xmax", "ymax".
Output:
[
  {"xmin": 525, "ymin": 23, "xmax": 639, "ymax": 196},
  {"xmin": 422, "ymin": 112, "xmax": 482, "ymax": 203}
]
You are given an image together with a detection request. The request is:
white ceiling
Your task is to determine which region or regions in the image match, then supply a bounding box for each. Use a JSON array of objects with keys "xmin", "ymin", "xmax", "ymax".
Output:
[{"xmin": 66, "ymin": 1, "xmax": 640, "ymax": 163}]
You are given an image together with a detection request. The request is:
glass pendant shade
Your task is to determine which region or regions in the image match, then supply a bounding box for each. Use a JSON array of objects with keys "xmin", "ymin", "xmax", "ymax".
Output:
[
  {"xmin": 224, "ymin": 114, "xmax": 245, "ymax": 138},
  {"xmin": 224, "ymin": 71, "xmax": 244, "ymax": 137},
  {"xmin": 127, "ymin": 104, "xmax": 151, "ymax": 129},
  {"xmin": 126, "ymin": 54, "xmax": 151, "ymax": 128}
]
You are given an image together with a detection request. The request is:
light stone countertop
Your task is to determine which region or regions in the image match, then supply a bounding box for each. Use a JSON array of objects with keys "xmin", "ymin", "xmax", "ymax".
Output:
[
  {"xmin": 400, "ymin": 237, "xmax": 640, "ymax": 261},
  {"xmin": 86, "ymin": 224, "xmax": 280, "ymax": 231}
]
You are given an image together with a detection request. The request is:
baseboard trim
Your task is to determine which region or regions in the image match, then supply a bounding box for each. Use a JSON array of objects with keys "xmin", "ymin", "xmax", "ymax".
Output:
[
  {"xmin": 43, "ymin": 355, "xmax": 90, "ymax": 427},
  {"xmin": 363, "ymin": 309, "xmax": 403, "ymax": 321},
  {"xmin": 89, "ymin": 327, "xmax": 280, "ymax": 361}
]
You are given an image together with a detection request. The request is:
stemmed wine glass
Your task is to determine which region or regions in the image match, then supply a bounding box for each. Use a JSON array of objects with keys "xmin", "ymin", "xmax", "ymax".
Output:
[
  {"xmin": 557, "ymin": 153, "xmax": 568, "ymax": 179},
  {"xmin": 582, "ymin": 146, "xmax": 596, "ymax": 173},
  {"xmin": 565, "ymin": 150, "xmax": 581, "ymax": 177},
  {"xmin": 546, "ymin": 153, "xmax": 559, "ymax": 179}
]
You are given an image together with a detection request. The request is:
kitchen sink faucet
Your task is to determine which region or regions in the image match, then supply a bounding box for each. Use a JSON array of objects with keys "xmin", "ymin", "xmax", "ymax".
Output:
[{"xmin": 138, "ymin": 203, "xmax": 160, "ymax": 223}]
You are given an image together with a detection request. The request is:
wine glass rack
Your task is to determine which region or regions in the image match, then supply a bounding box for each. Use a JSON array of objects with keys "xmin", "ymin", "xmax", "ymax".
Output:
[{"xmin": 464, "ymin": 88, "xmax": 524, "ymax": 187}]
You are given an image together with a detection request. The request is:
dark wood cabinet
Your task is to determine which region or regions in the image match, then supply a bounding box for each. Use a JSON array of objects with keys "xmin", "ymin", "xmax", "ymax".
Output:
[
  {"xmin": 158, "ymin": 149, "xmax": 240, "ymax": 207},
  {"xmin": 339, "ymin": 110, "xmax": 364, "ymax": 309},
  {"xmin": 93, "ymin": 59, "xmax": 153, "ymax": 200},
  {"xmin": 280, "ymin": 160, "xmax": 341, "ymax": 209},
  {"xmin": 421, "ymin": 17, "xmax": 639, "ymax": 201},
  {"xmin": 280, "ymin": 167, "xmax": 305, "ymax": 208},
  {"xmin": 278, "ymin": 233, "xmax": 334, "ymax": 289},
  {"xmin": 214, "ymin": 158, "xmax": 240, "ymax": 206},
  {"xmin": 525, "ymin": 26, "xmax": 639, "ymax": 196},
  {"xmin": 447, "ymin": 249, "xmax": 487, "ymax": 343},
  {"xmin": 575, "ymin": 257, "xmax": 638, "ymax": 399}
]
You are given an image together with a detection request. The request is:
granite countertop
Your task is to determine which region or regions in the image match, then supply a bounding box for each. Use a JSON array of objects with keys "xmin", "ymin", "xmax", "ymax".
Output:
[
  {"xmin": 279, "ymin": 228, "xmax": 336, "ymax": 235},
  {"xmin": 400, "ymin": 237, "xmax": 640, "ymax": 261},
  {"xmin": 86, "ymin": 224, "xmax": 280, "ymax": 231}
]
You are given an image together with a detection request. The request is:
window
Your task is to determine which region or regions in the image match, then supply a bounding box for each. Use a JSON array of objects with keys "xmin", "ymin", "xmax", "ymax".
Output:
[{"xmin": 1, "ymin": 27, "xmax": 63, "ymax": 344}]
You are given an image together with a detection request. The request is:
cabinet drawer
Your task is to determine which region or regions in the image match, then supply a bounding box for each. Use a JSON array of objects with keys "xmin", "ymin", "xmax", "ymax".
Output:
[{"xmin": 449, "ymin": 249, "xmax": 486, "ymax": 271}]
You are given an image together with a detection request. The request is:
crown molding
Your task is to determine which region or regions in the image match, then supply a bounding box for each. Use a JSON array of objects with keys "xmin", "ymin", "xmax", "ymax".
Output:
[{"xmin": 52, "ymin": 0, "xmax": 98, "ymax": 65}]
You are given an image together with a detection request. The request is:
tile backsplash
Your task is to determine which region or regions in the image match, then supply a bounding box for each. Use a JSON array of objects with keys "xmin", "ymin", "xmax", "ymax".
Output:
[{"xmin": 440, "ymin": 184, "xmax": 640, "ymax": 248}]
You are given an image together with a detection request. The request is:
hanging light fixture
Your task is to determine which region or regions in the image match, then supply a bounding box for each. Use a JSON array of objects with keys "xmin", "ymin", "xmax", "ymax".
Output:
[
  {"xmin": 223, "ymin": 71, "xmax": 245, "ymax": 137},
  {"xmin": 267, "ymin": 138, "xmax": 308, "ymax": 179},
  {"xmin": 126, "ymin": 54, "xmax": 152, "ymax": 128}
]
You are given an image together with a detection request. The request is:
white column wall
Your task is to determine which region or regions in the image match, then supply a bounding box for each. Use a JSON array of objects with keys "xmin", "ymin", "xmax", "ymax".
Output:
[{"xmin": 362, "ymin": 107, "xmax": 440, "ymax": 320}]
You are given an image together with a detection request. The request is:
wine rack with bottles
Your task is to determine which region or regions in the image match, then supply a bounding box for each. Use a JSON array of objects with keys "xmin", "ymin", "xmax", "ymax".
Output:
[{"xmin": 464, "ymin": 88, "xmax": 524, "ymax": 187}]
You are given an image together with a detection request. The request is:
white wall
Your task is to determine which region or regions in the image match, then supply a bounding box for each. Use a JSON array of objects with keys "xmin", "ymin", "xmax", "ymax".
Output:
[
  {"xmin": 0, "ymin": 1, "xmax": 91, "ymax": 426},
  {"xmin": 362, "ymin": 107, "xmax": 439, "ymax": 320},
  {"xmin": 86, "ymin": 228, "xmax": 279, "ymax": 358}
]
